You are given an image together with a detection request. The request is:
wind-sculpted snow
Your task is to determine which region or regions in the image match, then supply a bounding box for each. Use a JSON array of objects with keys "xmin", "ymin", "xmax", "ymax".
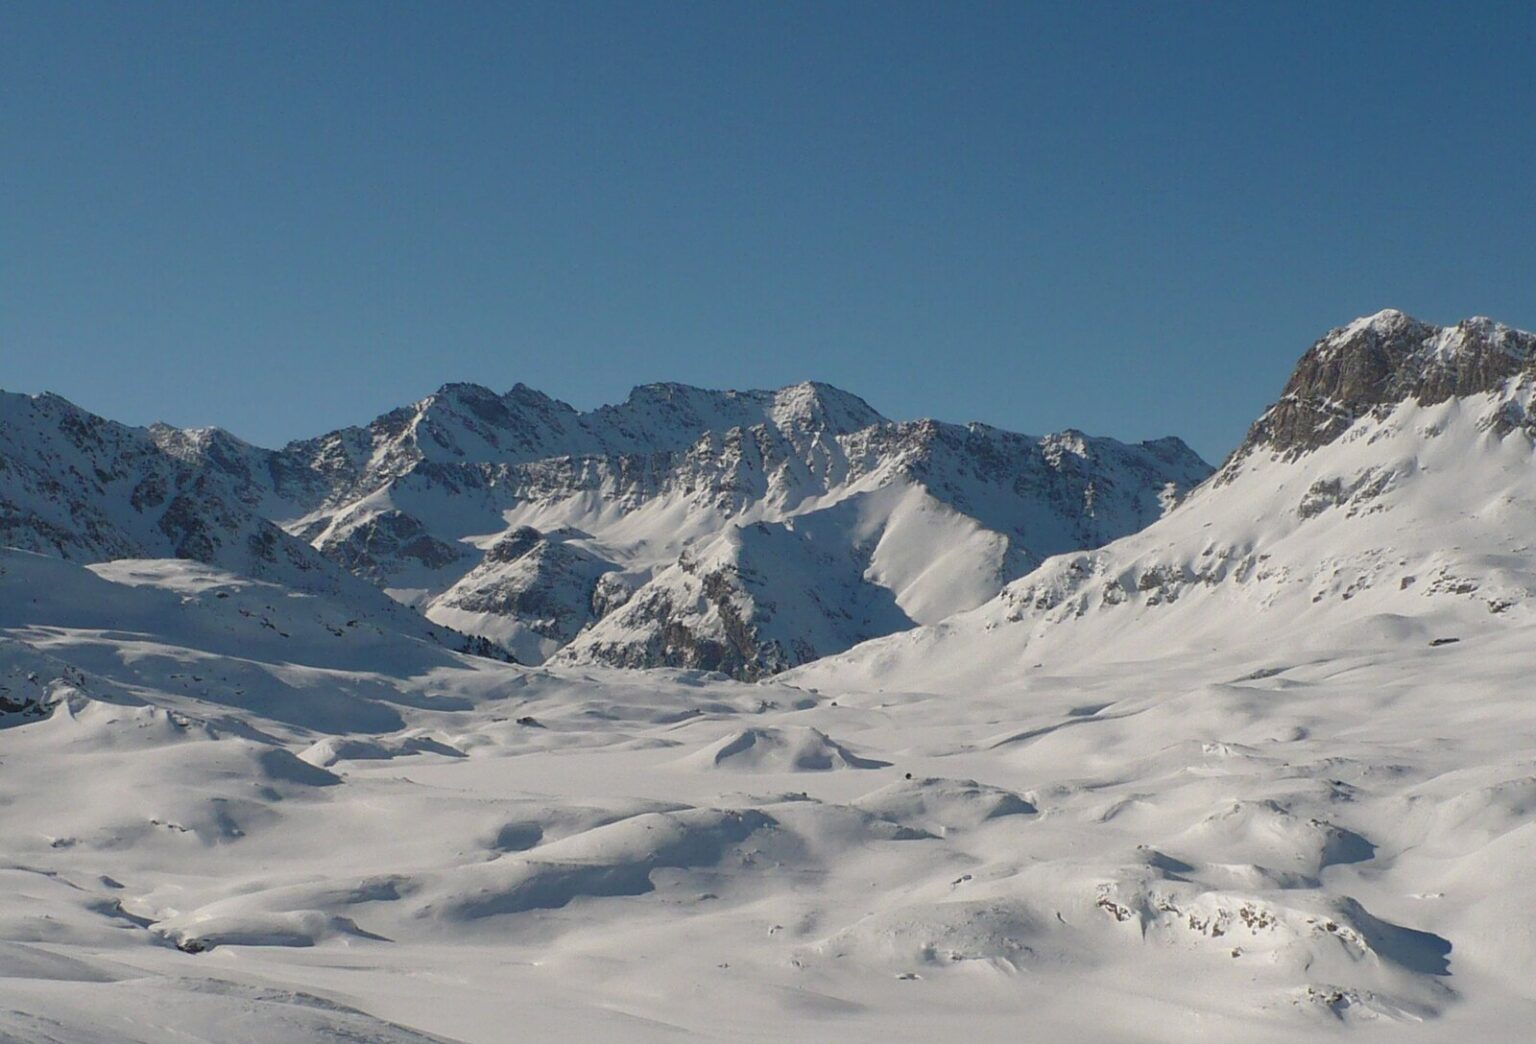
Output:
[
  {"xmin": 415, "ymin": 807, "xmax": 778, "ymax": 923},
  {"xmin": 683, "ymin": 725, "xmax": 891, "ymax": 771},
  {"xmin": 1, "ymin": 523, "xmax": 1533, "ymax": 1039},
  {"xmin": 853, "ymin": 776, "xmax": 1037, "ymax": 833},
  {"xmin": 1, "ymin": 312, "xmax": 1534, "ymax": 1040}
]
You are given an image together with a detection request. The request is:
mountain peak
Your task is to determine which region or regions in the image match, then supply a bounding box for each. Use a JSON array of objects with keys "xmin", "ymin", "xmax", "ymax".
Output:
[
  {"xmin": 605, "ymin": 380, "xmax": 886, "ymax": 440},
  {"xmin": 1233, "ymin": 311, "xmax": 1536, "ymax": 461},
  {"xmin": 503, "ymin": 382, "xmax": 573, "ymax": 409},
  {"xmin": 429, "ymin": 381, "xmax": 501, "ymax": 404},
  {"xmin": 768, "ymin": 381, "xmax": 886, "ymax": 431},
  {"xmin": 1339, "ymin": 307, "xmax": 1419, "ymax": 334}
]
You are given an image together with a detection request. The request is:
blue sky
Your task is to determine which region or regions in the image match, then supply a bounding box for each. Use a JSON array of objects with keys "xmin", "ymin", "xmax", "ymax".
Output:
[{"xmin": 5, "ymin": 2, "xmax": 1533, "ymax": 463}]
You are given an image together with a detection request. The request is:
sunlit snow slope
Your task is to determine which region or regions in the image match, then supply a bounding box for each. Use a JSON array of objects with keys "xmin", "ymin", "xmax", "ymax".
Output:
[
  {"xmin": 0, "ymin": 311, "xmax": 1532, "ymax": 1042},
  {"xmin": 794, "ymin": 310, "xmax": 1536, "ymax": 692},
  {"xmin": 150, "ymin": 381, "xmax": 1209, "ymax": 676}
]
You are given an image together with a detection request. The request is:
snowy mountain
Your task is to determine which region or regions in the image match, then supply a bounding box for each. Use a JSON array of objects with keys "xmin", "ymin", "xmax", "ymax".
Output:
[
  {"xmin": 794, "ymin": 309, "xmax": 1536, "ymax": 692},
  {"xmin": 757, "ymin": 310, "xmax": 1536, "ymax": 1032},
  {"xmin": 2, "ymin": 312, "xmax": 1535, "ymax": 1041},
  {"xmin": 0, "ymin": 391, "xmax": 343, "ymax": 591},
  {"xmin": 0, "ymin": 391, "xmax": 503, "ymax": 657},
  {"xmin": 152, "ymin": 380, "xmax": 1209, "ymax": 676}
]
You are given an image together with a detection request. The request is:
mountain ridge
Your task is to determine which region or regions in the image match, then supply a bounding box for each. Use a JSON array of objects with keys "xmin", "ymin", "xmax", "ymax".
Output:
[
  {"xmin": 1228, "ymin": 308, "xmax": 1536, "ymax": 465},
  {"xmin": 792, "ymin": 310, "xmax": 1536, "ymax": 694},
  {"xmin": 8, "ymin": 378, "xmax": 1210, "ymax": 677},
  {"xmin": 17, "ymin": 311, "xmax": 1528, "ymax": 682}
]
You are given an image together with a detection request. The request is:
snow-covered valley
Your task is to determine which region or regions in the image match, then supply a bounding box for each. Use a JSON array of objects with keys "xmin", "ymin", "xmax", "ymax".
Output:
[{"xmin": 1, "ymin": 311, "xmax": 1534, "ymax": 1041}]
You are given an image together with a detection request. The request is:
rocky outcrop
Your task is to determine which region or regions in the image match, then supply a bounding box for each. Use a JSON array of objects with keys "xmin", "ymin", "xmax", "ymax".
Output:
[
  {"xmin": 0, "ymin": 392, "xmax": 331, "ymax": 588},
  {"xmin": 13, "ymin": 379, "xmax": 1212, "ymax": 679},
  {"xmin": 10, "ymin": 366, "xmax": 1217, "ymax": 681},
  {"xmin": 430, "ymin": 528, "xmax": 619, "ymax": 664},
  {"xmin": 1231, "ymin": 310, "xmax": 1536, "ymax": 464},
  {"xmin": 319, "ymin": 510, "xmax": 467, "ymax": 584}
]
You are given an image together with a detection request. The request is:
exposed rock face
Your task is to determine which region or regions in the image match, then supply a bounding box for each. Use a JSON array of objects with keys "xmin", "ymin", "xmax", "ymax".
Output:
[
  {"xmin": 430, "ymin": 528, "xmax": 618, "ymax": 665},
  {"xmin": 1232, "ymin": 310, "xmax": 1536, "ymax": 463},
  {"xmin": 0, "ymin": 392, "xmax": 505, "ymax": 659},
  {"xmin": 8, "ymin": 379, "xmax": 1211, "ymax": 679},
  {"xmin": 140, "ymin": 381, "xmax": 1209, "ymax": 678},
  {"xmin": 321, "ymin": 511, "xmax": 467, "ymax": 584},
  {"xmin": 788, "ymin": 311, "xmax": 1536, "ymax": 702},
  {"xmin": 0, "ymin": 392, "xmax": 329, "ymax": 587},
  {"xmin": 556, "ymin": 518, "xmax": 918, "ymax": 679}
]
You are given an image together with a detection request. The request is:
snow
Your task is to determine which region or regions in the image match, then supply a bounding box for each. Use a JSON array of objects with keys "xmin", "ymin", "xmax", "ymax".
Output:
[
  {"xmin": 130, "ymin": 379, "xmax": 1211, "ymax": 676},
  {"xmin": 2, "ymin": 494, "xmax": 1532, "ymax": 1040},
  {"xmin": 0, "ymin": 314, "xmax": 1533, "ymax": 1040}
]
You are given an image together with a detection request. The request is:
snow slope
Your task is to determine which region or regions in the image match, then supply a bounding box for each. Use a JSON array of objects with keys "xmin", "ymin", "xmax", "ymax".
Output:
[
  {"xmin": 0, "ymin": 311, "xmax": 1532, "ymax": 1041},
  {"xmin": 153, "ymin": 380, "xmax": 1208, "ymax": 676},
  {"xmin": 792, "ymin": 310, "xmax": 1536, "ymax": 694},
  {"xmin": 1, "ymin": 542, "xmax": 1532, "ymax": 1041}
]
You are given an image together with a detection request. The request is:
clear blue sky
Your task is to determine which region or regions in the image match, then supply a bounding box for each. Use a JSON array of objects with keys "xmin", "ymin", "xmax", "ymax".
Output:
[{"xmin": 5, "ymin": 2, "xmax": 1533, "ymax": 463}]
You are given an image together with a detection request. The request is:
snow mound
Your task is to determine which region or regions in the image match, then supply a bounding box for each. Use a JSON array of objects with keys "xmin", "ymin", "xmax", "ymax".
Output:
[
  {"xmin": 150, "ymin": 874, "xmax": 412, "ymax": 953},
  {"xmin": 298, "ymin": 734, "xmax": 464, "ymax": 767},
  {"xmin": 1092, "ymin": 877, "xmax": 1452, "ymax": 980},
  {"xmin": 1170, "ymin": 799, "xmax": 1375, "ymax": 878},
  {"xmin": 683, "ymin": 726, "xmax": 891, "ymax": 771},
  {"xmin": 155, "ymin": 911, "xmax": 385, "ymax": 952},
  {"xmin": 853, "ymin": 776, "xmax": 1036, "ymax": 834},
  {"xmin": 417, "ymin": 808, "xmax": 775, "ymax": 923},
  {"xmin": 811, "ymin": 899, "xmax": 1047, "ymax": 970}
]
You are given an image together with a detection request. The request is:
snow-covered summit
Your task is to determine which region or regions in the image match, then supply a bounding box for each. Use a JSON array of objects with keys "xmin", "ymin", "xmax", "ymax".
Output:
[
  {"xmin": 597, "ymin": 380, "xmax": 887, "ymax": 443},
  {"xmin": 6, "ymin": 319, "xmax": 1536, "ymax": 1038},
  {"xmin": 125, "ymin": 379, "xmax": 1210, "ymax": 676},
  {"xmin": 795, "ymin": 311, "xmax": 1536, "ymax": 694}
]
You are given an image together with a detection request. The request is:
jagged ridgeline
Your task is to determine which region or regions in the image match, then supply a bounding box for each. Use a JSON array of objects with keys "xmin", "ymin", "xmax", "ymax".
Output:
[
  {"xmin": 791, "ymin": 310, "xmax": 1536, "ymax": 695},
  {"xmin": 0, "ymin": 393, "xmax": 506, "ymax": 660},
  {"xmin": 3, "ymin": 380, "xmax": 1210, "ymax": 678},
  {"xmin": 3, "ymin": 312, "xmax": 1533, "ymax": 1037}
]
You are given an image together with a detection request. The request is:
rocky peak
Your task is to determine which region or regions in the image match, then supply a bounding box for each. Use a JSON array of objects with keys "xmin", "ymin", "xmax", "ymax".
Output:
[
  {"xmin": 1232, "ymin": 311, "xmax": 1536, "ymax": 462},
  {"xmin": 342, "ymin": 381, "xmax": 891, "ymax": 481},
  {"xmin": 416, "ymin": 382, "xmax": 515, "ymax": 441},
  {"xmin": 767, "ymin": 381, "xmax": 887, "ymax": 434},
  {"xmin": 1039, "ymin": 429, "xmax": 1091, "ymax": 464},
  {"xmin": 597, "ymin": 381, "xmax": 886, "ymax": 449},
  {"xmin": 503, "ymin": 382, "xmax": 579, "ymax": 417},
  {"xmin": 150, "ymin": 424, "xmax": 259, "ymax": 475},
  {"xmin": 486, "ymin": 526, "xmax": 544, "ymax": 563}
]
